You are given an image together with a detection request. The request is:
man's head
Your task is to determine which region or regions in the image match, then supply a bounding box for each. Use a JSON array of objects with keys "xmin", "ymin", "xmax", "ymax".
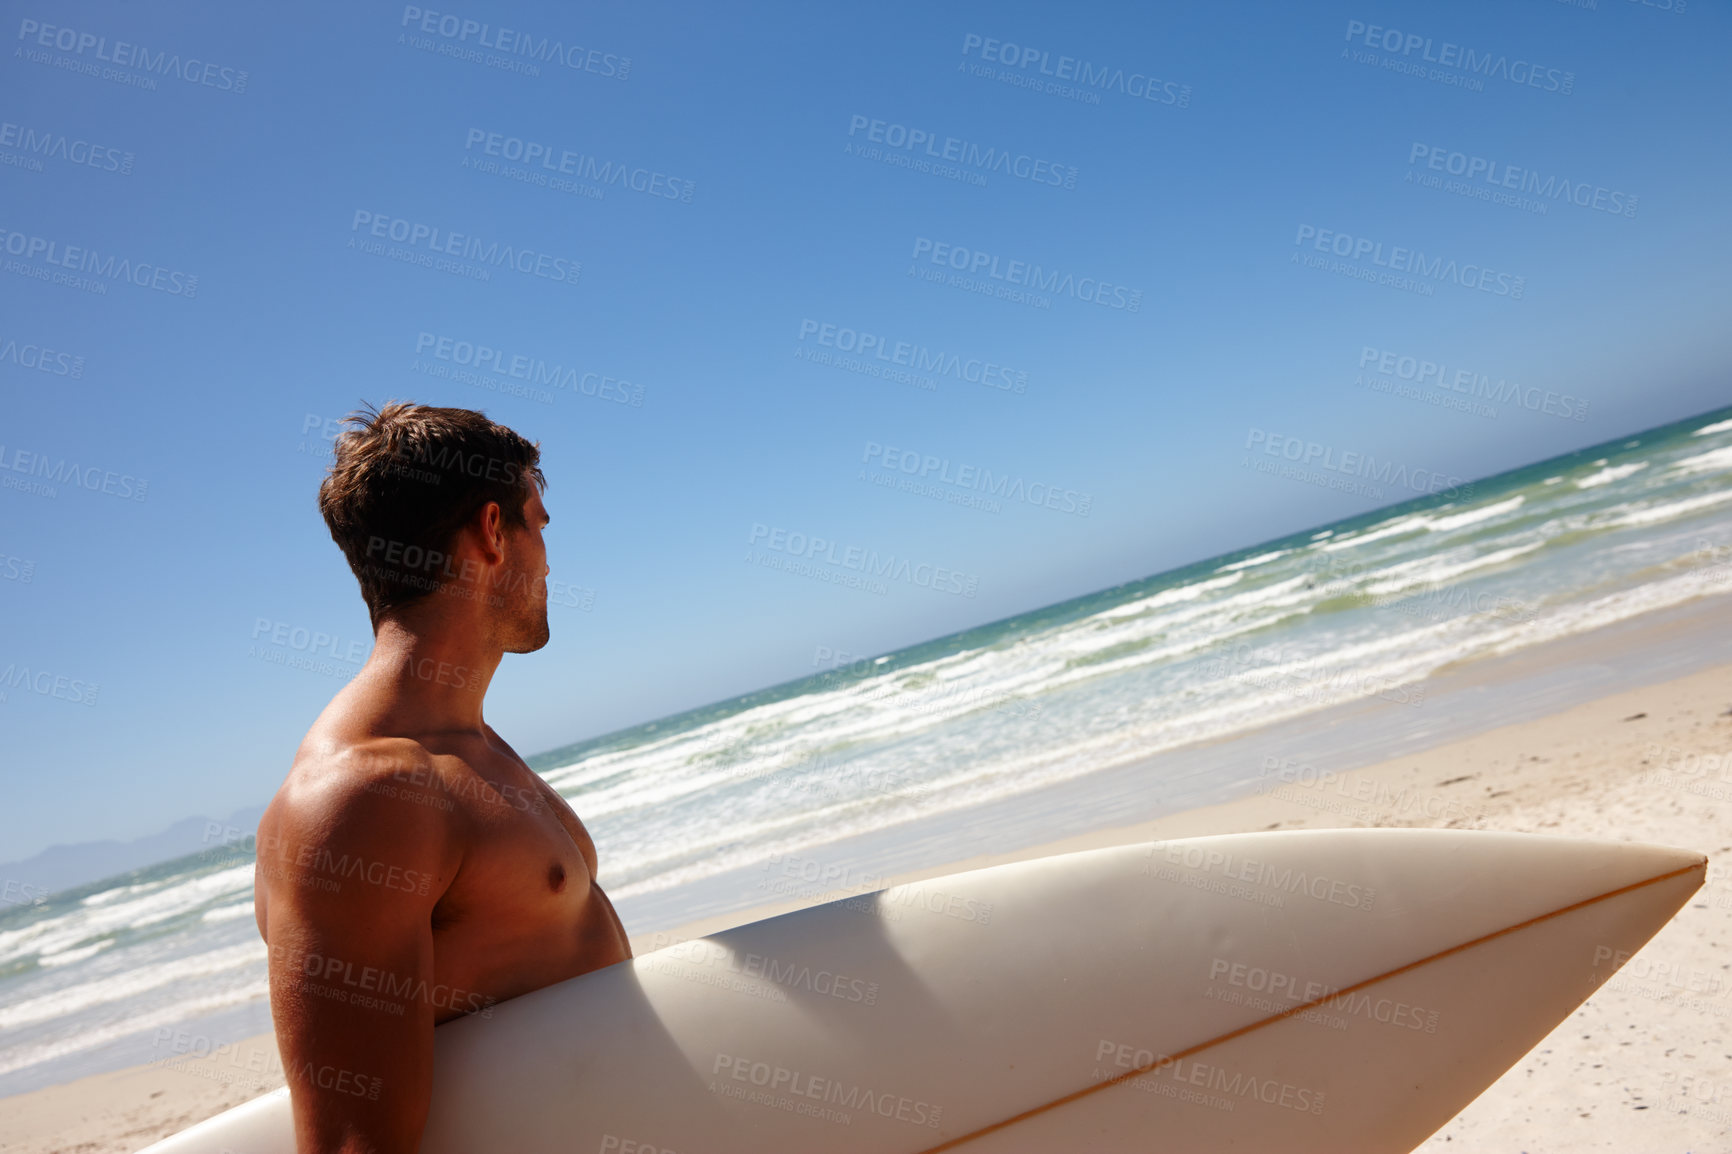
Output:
[{"xmin": 318, "ymin": 401, "xmax": 550, "ymax": 649}]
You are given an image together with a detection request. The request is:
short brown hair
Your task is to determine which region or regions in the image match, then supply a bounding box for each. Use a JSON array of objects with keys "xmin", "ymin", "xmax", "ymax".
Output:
[{"xmin": 318, "ymin": 401, "xmax": 545, "ymax": 624}]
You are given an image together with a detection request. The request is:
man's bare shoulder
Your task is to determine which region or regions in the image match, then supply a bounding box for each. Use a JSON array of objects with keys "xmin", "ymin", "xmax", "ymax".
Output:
[
  {"xmin": 269, "ymin": 732, "xmax": 446, "ymax": 820},
  {"xmin": 258, "ymin": 733, "xmax": 467, "ymax": 899}
]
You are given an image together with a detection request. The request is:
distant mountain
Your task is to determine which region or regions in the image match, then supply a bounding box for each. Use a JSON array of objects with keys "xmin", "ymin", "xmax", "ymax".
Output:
[{"xmin": 0, "ymin": 803, "xmax": 268, "ymax": 897}]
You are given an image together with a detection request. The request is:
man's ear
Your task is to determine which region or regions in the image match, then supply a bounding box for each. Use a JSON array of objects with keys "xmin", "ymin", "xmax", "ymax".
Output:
[
  {"xmin": 463, "ymin": 500, "xmax": 509, "ymax": 565},
  {"xmin": 481, "ymin": 501, "xmax": 510, "ymax": 561}
]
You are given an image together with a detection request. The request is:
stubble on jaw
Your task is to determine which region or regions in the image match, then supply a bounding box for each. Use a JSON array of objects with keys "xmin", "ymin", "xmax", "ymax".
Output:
[{"xmin": 499, "ymin": 532, "xmax": 551, "ymax": 655}]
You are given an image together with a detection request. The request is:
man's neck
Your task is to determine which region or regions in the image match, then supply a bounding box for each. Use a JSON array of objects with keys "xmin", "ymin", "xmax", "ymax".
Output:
[{"xmin": 360, "ymin": 615, "xmax": 504, "ymax": 736}]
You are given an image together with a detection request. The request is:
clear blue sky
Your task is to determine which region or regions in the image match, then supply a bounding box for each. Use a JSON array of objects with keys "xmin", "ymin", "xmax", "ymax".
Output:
[{"xmin": 2, "ymin": 0, "xmax": 1727, "ymax": 859}]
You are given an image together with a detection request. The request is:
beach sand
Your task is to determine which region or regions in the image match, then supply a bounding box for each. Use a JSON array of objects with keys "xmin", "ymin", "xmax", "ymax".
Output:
[
  {"xmin": 0, "ymin": 1032, "xmax": 284, "ymax": 1154},
  {"xmin": 4, "ymin": 656, "xmax": 1726, "ymax": 1153}
]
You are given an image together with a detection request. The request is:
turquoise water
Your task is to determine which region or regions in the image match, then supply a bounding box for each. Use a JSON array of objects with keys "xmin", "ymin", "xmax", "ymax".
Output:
[{"xmin": 2, "ymin": 404, "xmax": 1729, "ymax": 1095}]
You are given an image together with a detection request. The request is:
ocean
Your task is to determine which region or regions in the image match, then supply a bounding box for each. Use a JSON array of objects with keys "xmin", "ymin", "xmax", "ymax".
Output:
[{"xmin": 3, "ymin": 405, "xmax": 1730, "ymax": 1096}]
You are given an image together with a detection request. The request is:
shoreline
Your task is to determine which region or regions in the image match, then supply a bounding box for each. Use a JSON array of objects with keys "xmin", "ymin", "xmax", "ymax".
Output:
[
  {"xmin": 4, "ymin": 653, "xmax": 1727, "ymax": 1151},
  {"xmin": 613, "ymin": 588, "xmax": 1732, "ymax": 936}
]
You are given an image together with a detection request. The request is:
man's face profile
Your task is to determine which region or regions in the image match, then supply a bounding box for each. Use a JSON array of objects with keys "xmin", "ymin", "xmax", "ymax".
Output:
[{"xmin": 497, "ymin": 487, "xmax": 552, "ymax": 655}]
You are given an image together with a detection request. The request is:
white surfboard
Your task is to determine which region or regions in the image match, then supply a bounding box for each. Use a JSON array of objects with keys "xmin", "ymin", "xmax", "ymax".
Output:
[{"xmin": 139, "ymin": 829, "xmax": 1705, "ymax": 1153}]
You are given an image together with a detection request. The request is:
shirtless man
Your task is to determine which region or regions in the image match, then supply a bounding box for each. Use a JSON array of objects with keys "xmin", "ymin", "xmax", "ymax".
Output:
[{"xmin": 254, "ymin": 402, "xmax": 630, "ymax": 1153}]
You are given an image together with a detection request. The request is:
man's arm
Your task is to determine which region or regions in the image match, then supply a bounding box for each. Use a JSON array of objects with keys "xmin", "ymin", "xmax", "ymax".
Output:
[{"xmin": 257, "ymin": 751, "xmax": 462, "ymax": 1154}]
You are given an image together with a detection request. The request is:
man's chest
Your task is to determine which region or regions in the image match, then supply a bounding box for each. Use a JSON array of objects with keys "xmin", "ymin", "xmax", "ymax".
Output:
[{"xmin": 439, "ymin": 764, "xmax": 598, "ymax": 912}]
